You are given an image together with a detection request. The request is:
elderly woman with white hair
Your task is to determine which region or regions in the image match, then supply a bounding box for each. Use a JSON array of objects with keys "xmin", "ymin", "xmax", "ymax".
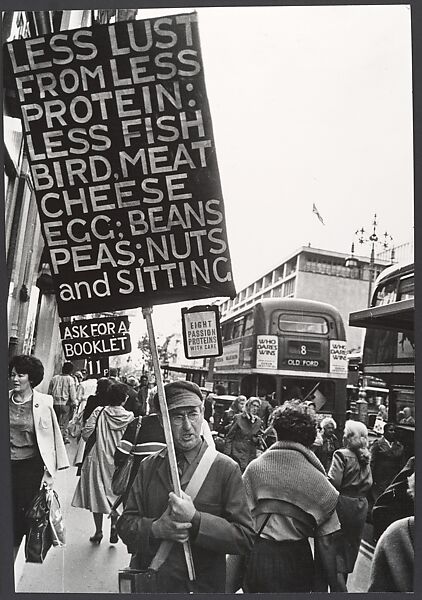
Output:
[
  {"xmin": 312, "ymin": 416, "xmax": 340, "ymax": 472},
  {"xmin": 328, "ymin": 420, "xmax": 373, "ymax": 588}
]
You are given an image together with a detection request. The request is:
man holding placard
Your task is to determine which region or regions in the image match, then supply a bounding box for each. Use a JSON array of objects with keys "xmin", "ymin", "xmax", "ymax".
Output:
[{"xmin": 117, "ymin": 380, "xmax": 254, "ymax": 593}]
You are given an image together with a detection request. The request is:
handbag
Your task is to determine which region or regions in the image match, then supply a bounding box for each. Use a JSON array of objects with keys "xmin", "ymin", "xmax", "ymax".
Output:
[
  {"xmin": 112, "ymin": 416, "xmax": 142, "ymax": 496},
  {"xmin": 118, "ymin": 445, "xmax": 218, "ymax": 593},
  {"xmin": 25, "ymin": 485, "xmax": 53, "ymax": 563}
]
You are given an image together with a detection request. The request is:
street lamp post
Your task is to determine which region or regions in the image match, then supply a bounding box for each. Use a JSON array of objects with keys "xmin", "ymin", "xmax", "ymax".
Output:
[
  {"xmin": 345, "ymin": 214, "xmax": 394, "ymax": 425},
  {"xmin": 345, "ymin": 214, "xmax": 394, "ymax": 308}
]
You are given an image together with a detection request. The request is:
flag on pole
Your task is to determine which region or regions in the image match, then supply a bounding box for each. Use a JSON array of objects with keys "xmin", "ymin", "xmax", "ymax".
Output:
[{"xmin": 312, "ymin": 203, "xmax": 325, "ymax": 225}]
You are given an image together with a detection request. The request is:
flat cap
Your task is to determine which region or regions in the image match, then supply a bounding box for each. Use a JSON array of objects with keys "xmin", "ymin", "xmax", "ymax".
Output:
[{"xmin": 161, "ymin": 380, "xmax": 203, "ymax": 411}]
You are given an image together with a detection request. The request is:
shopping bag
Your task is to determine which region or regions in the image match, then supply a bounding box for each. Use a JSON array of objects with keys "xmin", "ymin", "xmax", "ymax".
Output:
[
  {"xmin": 48, "ymin": 489, "xmax": 66, "ymax": 547},
  {"xmin": 25, "ymin": 486, "xmax": 53, "ymax": 563}
]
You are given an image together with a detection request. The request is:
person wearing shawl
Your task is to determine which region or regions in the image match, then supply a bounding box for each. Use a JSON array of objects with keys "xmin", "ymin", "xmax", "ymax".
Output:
[
  {"xmin": 225, "ymin": 397, "xmax": 263, "ymax": 472},
  {"xmin": 72, "ymin": 382, "xmax": 134, "ymax": 544},
  {"xmin": 242, "ymin": 400, "xmax": 344, "ymax": 592}
]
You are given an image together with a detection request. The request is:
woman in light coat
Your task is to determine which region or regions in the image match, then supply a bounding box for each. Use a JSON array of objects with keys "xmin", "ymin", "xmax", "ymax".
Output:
[
  {"xmin": 9, "ymin": 354, "xmax": 69, "ymax": 559},
  {"xmin": 72, "ymin": 382, "xmax": 134, "ymax": 544}
]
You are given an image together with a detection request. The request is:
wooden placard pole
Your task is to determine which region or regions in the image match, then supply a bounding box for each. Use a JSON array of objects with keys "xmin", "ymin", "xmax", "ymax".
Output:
[{"xmin": 142, "ymin": 306, "xmax": 196, "ymax": 582}]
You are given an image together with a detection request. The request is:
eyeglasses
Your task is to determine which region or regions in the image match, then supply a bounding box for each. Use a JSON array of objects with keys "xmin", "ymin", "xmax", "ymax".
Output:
[{"xmin": 170, "ymin": 411, "xmax": 201, "ymax": 426}]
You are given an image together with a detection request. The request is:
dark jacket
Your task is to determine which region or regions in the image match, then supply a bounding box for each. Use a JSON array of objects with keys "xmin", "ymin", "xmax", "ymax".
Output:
[
  {"xmin": 83, "ymin": 394, "xmax": 103, "ymax": 424},
  {"xmin": 117, "ymin": 443, "xmax": 254, "ymax": 593},
  {"xmin": 225, "ymin": 413, "xmax": 263, "ymax": 472},
  {"xmin": 124, "ymin": 387, "xmax": 144, "ymax": 417},
  {"xmin": 370, "ymin": 437, "xmax": 405, "ymax": 500},
  {"xmin": 313, "ymin": 433, "xmax": 341, "ymax": 472}
]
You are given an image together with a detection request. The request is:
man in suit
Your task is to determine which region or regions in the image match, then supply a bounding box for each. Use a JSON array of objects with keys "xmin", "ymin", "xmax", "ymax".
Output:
[
  {"xmin": 117, "ymin": 380, "xmax": 254, "ymax": 593},
  {"xmin": 48, "ymin": 361, "xmax": 77, "ymax": 443}
]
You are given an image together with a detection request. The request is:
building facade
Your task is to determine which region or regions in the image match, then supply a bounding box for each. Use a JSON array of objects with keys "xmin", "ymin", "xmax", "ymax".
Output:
[{"xmin": 217, "ymin": 245, "xmax": 400, "ymax": 352}]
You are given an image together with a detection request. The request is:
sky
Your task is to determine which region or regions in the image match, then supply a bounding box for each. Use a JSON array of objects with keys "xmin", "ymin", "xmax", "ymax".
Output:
[{"xmin": 123, "ymin": 4, "xmax": 413, "ymax": 346}]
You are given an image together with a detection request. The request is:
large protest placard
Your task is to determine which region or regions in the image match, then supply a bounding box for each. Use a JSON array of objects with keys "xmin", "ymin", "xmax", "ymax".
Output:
[
  {"xmin": 59, "ymin": 315, "xmax": 131, "ymax": 359},
  {"xmin": 6, "ymin": 13, "xmax": 235, "ymax": 317}
]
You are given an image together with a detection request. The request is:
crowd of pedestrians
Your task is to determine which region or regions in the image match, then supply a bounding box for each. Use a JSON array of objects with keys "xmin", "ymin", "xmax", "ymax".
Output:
[{"xmin": 8, "ymin": 354, "xmax": 415, "ymax": 592}]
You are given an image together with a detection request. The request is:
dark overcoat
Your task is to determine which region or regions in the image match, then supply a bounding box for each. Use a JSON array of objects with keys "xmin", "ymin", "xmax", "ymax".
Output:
[{"xmin": 117, "ymin": 442, "xmax": 254, "ymax": 593}]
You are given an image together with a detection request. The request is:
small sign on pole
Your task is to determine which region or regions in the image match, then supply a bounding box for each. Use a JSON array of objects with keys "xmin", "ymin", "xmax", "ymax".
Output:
[{"xmin": 181, "ymin": 305, "xmax": 222, "ymax": 359}]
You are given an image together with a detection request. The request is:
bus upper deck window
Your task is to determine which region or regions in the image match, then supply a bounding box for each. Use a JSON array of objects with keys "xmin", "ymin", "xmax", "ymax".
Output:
[
  {"xmin": 397, "ymin": 275, "xmax": 414, "ymax": 301},
  {"xmin": 277, "ymin": 313, "xmax": 328, "ymax": 335},
  {"xmin": 375, "ymin": 282, "xmax": 397, "ymax": 306}
]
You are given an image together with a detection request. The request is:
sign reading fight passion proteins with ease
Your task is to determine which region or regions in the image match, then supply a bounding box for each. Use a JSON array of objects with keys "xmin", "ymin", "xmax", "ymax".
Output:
[
  {"xmin": 59, "ymin": 315, "xmax": 131, "ymax": 359},
  {"xmin": 6, "ymin": 13, "xmax": 235, "ymax": 317}
]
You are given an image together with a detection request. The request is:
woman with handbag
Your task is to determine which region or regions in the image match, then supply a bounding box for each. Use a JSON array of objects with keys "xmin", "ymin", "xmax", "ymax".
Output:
[
  {"xmin": 9, "ymin": 354, "xmax": 69, "ymax": 560},
  {"xmin": 72, "ymin": 382, "xmax": 134, "ymax": 544}
]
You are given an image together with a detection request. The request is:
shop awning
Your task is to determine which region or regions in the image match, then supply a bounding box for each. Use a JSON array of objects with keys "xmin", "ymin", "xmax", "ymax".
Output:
[{"xmin": 349, "ymin": 299, "xmax": 414, "ymax": 331}]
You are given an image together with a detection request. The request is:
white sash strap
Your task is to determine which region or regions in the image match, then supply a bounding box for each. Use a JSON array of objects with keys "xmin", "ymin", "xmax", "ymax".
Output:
[{"xmin": 149, "ymin": 445, "xmax": 218, "ymax": 572}]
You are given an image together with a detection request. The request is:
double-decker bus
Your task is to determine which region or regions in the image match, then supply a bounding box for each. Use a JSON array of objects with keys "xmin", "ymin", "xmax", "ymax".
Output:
[
  {"xmin": 349, "ymin": 261, "xmax": 414, "ymax": 450},
  {"xmin": 213, "ymin": 298, "xmax": 348, "ymax": 426}
]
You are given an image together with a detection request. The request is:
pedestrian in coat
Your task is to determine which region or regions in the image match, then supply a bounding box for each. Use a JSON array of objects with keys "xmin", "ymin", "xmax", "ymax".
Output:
[
  {"xmin": 117, "ymin": 380, "xmax": 255, "ymax": 593},
  {"xmin": 312, "ymin": 416, "xmax": 340, "ymax": 472},
  {"xmin": 73, "ymin": 377, "xmax": 113, "ymax": 473},
  {"xmin": 328, "ymin": 420, "xmax": 373, "ymax": 589},
  {"xmin": 48, "ymin": 361, "xmax": 77, "ymax": 443},
  {"xmin": 217, "ymin": 395, "xmax": 246, "ymax": 435},
  {"xmin": 370, "ymin": 422, "xmax": 405, "ymax": 505},
  {"xmin": 368, "ymin": 472, "xmax": 415, "ymax": 592},
  {"xmin": 123, "ymin": 376, "xmax": 144, "ymax": 417},
  {"xmin": 72, "ymin": 382, "xmax": 134, "ymax": 544},
  {"xmin": 225, "ymin": 397, "xmax": 263, "ymax": 472},
  {"xmin": 9, "ymin": 355, "xmax": 69, "ymax": 559}
]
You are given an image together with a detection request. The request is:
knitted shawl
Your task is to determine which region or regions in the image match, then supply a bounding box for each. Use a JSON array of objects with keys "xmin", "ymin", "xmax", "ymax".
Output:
[{"xmin": 243, "ymin": 440, "xmax": 339, "ymax": 527}]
